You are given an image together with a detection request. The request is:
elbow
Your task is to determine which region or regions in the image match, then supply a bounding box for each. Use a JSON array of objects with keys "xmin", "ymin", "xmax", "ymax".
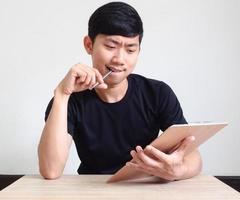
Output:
[
  {"xmin": 39, "ymin": 168, "xmax": 62, "ymax": 180},
  {"xmin": 39, "ymin": 162, "xmax": 63, "ymax": 180},
  {"xmin": 38, "ymin": 148, "xmax": 63, "ymax": 180}
]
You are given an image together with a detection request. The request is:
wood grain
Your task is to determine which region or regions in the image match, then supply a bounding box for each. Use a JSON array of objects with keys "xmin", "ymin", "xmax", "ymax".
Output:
[{"xmin": 0, "ymin": 175, "xmax": 239, "ymax": 200}]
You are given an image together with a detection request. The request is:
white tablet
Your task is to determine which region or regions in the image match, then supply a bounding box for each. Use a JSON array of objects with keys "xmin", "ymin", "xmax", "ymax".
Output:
[{"xmin": 107, "ymin": 122, "xmax": 228, "ymax": 183}]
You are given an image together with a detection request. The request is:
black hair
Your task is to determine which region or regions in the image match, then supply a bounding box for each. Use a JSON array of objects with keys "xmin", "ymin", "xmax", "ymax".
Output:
[{"xmin": 88, "ymin": 2, "xmax": 143, "ymax": 43}]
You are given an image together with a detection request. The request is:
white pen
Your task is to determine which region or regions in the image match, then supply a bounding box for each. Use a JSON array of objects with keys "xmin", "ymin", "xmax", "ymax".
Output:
[{"xmin": 89, "ymin": 70, "xmax": 112, "ymax": 90}]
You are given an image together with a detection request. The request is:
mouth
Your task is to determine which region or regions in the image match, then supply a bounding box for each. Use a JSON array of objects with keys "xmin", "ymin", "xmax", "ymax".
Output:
[{"xmin": 105, "ymin": 65, "xmax": 126, "ymax": 73}]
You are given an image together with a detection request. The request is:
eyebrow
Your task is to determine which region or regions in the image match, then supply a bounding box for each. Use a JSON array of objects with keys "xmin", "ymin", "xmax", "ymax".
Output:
[{"xmin": 105, "ymin": 38, "xmax": 139, "ymax": 47}]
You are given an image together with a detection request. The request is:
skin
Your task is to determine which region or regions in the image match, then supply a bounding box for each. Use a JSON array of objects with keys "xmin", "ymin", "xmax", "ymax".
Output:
[{"xmin": 38, "ymin": 34, "xmax": 202, "ymax": 180}]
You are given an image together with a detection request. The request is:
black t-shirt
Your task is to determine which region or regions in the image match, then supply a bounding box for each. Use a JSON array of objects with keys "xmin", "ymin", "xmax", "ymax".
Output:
[{"xmin": 45, "ymin": 74, "xmax": 187, "ymax": 174}]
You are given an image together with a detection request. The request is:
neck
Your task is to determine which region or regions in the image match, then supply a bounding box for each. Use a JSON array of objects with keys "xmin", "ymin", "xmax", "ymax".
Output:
[{"xmin": 95, "ymin": 79, "xmax": 128, "ymax": 103}]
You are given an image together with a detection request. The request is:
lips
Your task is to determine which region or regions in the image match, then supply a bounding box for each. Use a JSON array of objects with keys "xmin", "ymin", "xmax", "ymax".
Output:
[{"xmin": 106, "ymin": 65, "xmax": 125, "ymax": 73}]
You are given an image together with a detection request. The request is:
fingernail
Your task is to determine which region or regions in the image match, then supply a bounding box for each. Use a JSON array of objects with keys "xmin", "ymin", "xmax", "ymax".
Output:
[
  {"xmin": 190, "ymin": 136, "xmax": 195, "ymax": 141},
  {"xmin": 146, "ymin": 145, "xmax": 152, "ymax": 150},
  {"xmin": 130, "ymin": 150, "xmax": 135, "ymax": 156},
  {"xmin": 136, "ymin": 146, "xmax": 142, "ymax": 152}
]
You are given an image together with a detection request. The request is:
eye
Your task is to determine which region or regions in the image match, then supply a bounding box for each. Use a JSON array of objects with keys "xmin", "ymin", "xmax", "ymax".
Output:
[
  {"xmin": 127, "ymin": 49, "xmax": 136, "ymax": 54},
  {"xmin": 105, "ymin": 44, "xmax": 115, "ymax": 49}
]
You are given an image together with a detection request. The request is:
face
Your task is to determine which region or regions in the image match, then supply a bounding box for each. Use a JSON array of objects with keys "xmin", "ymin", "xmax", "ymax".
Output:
[{"xmin": 84, "ymin": 34, "xmax": 140, "ymax": 87}]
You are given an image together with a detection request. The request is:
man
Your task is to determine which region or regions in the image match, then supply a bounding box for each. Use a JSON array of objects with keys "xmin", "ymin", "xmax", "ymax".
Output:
[{"xmin": 38, "ymin": 2, "xmax": 202, "ymax": 180}]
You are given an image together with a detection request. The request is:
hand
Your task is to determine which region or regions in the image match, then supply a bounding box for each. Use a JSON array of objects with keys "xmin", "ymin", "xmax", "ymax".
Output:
[
  {"xmin": 126, "ymin": 136, "xmax": 195, "ymax": 181},
  {"xmin": 56, "ymin": 63, "xmax": 107, "ymax": 96}
]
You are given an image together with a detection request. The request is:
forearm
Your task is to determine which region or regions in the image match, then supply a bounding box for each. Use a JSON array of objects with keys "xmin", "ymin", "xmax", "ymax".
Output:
[
  {"xmin": 38, "ymin": 89, "xmax": 72, "ymax": 179},
  {"xmin": 177, "ymin": 149, "xmax": 202, "ymax": 180}
]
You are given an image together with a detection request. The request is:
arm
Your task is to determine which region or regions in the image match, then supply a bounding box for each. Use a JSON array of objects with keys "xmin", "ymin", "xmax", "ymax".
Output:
[
  {"xmin": 126, "ymin": 136, "xmax": 202, "ymax": 181},
  {"xmin": 38, "ymin": 63, "xmax": 106, "ymax": 179},
  {"xmin": 38, "ymin": 90, "xmax": 72, "ymax": 180},
  {"xmin": 178, "ymin": 148, "xmax": 202, "ymax": 180}
]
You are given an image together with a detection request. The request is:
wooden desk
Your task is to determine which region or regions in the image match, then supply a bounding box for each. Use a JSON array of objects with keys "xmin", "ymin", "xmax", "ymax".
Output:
[{"xmin": 0, "ymin": 175, "xmax": 239, "ymax": 199}]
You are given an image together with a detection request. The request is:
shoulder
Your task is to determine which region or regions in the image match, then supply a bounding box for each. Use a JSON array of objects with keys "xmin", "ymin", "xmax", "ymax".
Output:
[
  {"xmin": 128, "ymin": 74, "xmax": 180, "ymax": 112},
  {"xmin": 128, "ymin": 74, "xmax": 173, "ymax": 96}
]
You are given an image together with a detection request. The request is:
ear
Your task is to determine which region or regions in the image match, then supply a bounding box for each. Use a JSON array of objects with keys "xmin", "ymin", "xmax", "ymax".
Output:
[{"xmin": 84, "ymin": 36, "xmax": 93, "ymax": 55}]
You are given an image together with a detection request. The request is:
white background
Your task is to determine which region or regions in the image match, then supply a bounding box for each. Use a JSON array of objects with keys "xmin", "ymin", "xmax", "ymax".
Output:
[{"xmin": 0, "ymin": 0, "xmax": 239, "ymax": 175}]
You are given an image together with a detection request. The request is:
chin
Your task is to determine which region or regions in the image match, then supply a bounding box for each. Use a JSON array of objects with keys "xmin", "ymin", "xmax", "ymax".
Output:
[{"xmin": 107, "ymin": 77, "xmax": 127, "ymax": 87}]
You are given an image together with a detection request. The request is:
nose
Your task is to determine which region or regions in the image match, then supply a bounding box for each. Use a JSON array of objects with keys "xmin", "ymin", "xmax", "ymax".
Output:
[{"xmin": 112, "ymin": 49, "xmax": 124, "ymax": 66}]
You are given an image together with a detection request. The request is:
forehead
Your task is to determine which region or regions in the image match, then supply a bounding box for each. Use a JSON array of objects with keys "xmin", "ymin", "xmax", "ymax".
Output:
[{"xmin": 95, "ymin": 34, "xmax": 140, "ymax": 46}]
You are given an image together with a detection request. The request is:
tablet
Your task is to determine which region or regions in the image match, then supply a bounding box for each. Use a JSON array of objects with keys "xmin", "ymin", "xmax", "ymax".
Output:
[{"xmin": 107, "ymin": 122, "xmax": 228, "ymax": 183}]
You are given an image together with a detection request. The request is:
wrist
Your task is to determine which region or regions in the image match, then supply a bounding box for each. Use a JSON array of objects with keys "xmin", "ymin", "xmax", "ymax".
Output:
[{"xmin": 54, "ymin": 87, "xmax": 71, "ymax": 103}]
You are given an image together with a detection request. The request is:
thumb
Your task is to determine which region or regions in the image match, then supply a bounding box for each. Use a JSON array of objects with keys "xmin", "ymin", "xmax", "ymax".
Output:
[
  {"xmin": 96, "ymin": 83, "xmax": 108, "ymax": 89},
  {"xmin": 173, "ymin": 136, "xmax": 195, "ymax": 157}
]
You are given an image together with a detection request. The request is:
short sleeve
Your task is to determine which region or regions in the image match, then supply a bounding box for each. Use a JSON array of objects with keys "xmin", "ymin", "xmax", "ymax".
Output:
[
  {"xmin": 157, "ymin": 83, "xmax": 187, "ymax": 131},
  {"xmin": 44, "ymin": 97, "xmax": 76, "ymax": 136}
]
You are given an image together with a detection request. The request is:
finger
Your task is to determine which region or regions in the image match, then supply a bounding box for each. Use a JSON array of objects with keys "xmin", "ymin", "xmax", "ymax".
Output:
[
  {"xmin": 136, "ymin": 145, "xmax": 143, "ymax": 152},
  {"xmin": 126, "ymin": 160, "xmax": 157, "ymax": 175},
  {"xmin": 76, "ymin": 77, "xmax": 82, "ymax": 84},
  {"xmin": 135, "ymin": 146, "xmax": 148, "ymax": 164},
  {"xmin": 93, "ymin": 68, "xmax": 104, "ymax": 84},
  {"xmin": 127, "ymin": 153, "xmax": 174, "ymax": 180},
  {"xmin": 96, "ymin": 83, "xmax": 108, "ymax": 89},
  {"xmin": 88, "ymin": 68, "xmax": 105, "ymax": 89},
  {"xmin": 135, "ymin": 147, "xmax": 161, "ymax": 168},
  {"xmin": 77, "ymin": 71, "xmax": 87, "ymax": 83},
  {"xmin": 128, "ymin": 153, "xmax": 179, "ymax": 181},
  {"xmin": 72, "ymin": 65, "xmax": 89, "ymax": 83},
  {"xmin": 174, "ymin": 136, "xmax": 195, "ymax": 157},
  {"xmin": 82, "ymin": 67, "xmax": 96, "ymax": 86},
  {"xmin": 130, "ymin": 150, "xmax": 136, "ymax": 158},
  {"xmin": 130, "ymin": 150, "xmax": 144, "ymax": 165},
  {"xmin": 126, "ymin": 162, "xmax": 146, "ymax": 171},
  {"xmin": 83, "ymin": 73, "xmax": 93, "ymax": 86},
  {"xmin": 130, "ymin": 149, "xmax": 154, "ymax": 170},
  {"xmin": 145, "ymin": 145, "xmax": 172, "ymax": 165},
  {"xmin": 89, "ymin": 70, "xmax": 96, "ymax": 86},
  {"xmin": 127, "ymin": 161, "xmax": 172, "ymax": 180}
]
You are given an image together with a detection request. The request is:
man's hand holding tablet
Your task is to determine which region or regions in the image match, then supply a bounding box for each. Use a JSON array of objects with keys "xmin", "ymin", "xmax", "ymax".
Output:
[{"xmin": 107, "ymin": 122, "xmax": 228, "ymax": 183}]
